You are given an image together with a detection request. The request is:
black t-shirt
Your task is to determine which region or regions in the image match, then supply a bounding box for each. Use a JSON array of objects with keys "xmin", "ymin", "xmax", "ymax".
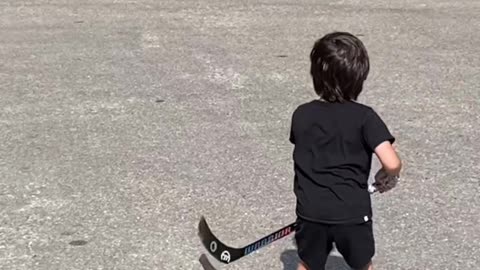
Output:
[{"xmin": 290, "ymin": 100, "xmax": 395, "ymax": 224}]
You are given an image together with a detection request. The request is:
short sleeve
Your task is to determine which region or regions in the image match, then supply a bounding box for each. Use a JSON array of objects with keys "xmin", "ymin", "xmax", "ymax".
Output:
[
  {"xmin": 362, "ymin": 108, "xmax": 395, "ymax": 151},
  {"xmin": 289, "ymin": 107, "xmax": 300, "ymax": 144},
  {"xmin": 289, "ymin": 112, "xmax": 296, "ymax": 144}
]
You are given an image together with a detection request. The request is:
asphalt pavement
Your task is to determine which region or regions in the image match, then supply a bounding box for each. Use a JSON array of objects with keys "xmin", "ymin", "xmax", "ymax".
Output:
[{"xmin": 1, "ymin": 0, "xmax": 479, "ymax": 269}]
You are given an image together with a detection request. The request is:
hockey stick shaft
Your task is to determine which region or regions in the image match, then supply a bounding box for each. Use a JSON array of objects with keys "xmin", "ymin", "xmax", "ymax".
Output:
[{"xmin": 242, "ymin": 222, "xmax": 296, "ymax": 255}]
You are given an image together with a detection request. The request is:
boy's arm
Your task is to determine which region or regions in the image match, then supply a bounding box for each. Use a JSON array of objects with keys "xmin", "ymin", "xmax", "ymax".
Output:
[
  {"xmin": 374, "ymin": 141, "xmax": 402, "ymax": 176},
  {"xmin": 362, "ymin": 108, "xmax": 402, "ymax": 176},
  {"xmin": 289, "ymin": 109, "xmax": 297, "ymax": 144},
  {"xmin": 289, "ymin": 124, "xmax": 295, "ymax": 144}
]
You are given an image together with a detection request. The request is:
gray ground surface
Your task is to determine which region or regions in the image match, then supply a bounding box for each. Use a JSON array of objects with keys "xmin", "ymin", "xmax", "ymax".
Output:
[{"xmin": 1, "ymin": 0, "xmax": 479, "ymax": 269}]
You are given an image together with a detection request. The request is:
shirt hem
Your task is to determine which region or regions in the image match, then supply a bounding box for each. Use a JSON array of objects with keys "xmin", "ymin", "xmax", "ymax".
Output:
[{"xmin": 296, "ymin": 211, "xmax": 373, "ymax": 225}]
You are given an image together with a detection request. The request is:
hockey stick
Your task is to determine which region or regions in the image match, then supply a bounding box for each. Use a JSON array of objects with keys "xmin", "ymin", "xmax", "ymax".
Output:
[
  {"xmin": 198, "ymin": 216, "xmax": 296, "ymax": 264},
  {"xmin": 198, "ymin": 185, "xmax": 379, "ymax": 265}
]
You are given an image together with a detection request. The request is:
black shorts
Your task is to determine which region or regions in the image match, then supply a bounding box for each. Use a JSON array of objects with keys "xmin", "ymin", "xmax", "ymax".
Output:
[{"xmin": 295, "ymin": 217, "xmax": 375, "ymax": 270}]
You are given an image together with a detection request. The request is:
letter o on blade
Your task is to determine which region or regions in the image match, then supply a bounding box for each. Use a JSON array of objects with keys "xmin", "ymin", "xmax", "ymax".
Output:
[{"xmin": 210, "ymin": 241, "xmax": 217, "ymax": 252}]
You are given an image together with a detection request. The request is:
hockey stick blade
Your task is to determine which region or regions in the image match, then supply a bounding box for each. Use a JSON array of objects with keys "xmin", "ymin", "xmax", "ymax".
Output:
[{"xmin": 198, "ymin": 216, "xmax": 296, "ymax": 264}]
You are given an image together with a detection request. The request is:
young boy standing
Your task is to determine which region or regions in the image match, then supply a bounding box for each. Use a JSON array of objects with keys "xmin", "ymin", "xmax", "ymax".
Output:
[{"xmin": 290, "ymin": 32, "xmax": 402, "ymax": 270}]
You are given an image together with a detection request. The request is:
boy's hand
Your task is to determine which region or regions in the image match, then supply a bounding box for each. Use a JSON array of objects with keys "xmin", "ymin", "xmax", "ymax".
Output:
[{"xmin": 373, "ymin": 168, "xmax": 399, "ymax": 193}]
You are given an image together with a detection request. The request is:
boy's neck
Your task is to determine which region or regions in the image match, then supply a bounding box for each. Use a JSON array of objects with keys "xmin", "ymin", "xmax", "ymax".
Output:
[{"xmin": 318, "ymin": 97, "xmax": 327, "ymax": 102}]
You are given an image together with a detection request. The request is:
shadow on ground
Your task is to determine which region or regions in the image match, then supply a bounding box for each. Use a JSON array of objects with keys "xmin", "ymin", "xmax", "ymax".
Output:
[{"xmin": 281, "ymin": 249, "xmax": 351, "ymax": 270}]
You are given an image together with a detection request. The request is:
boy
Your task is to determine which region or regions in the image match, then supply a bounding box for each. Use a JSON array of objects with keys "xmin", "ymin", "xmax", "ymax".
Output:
[{"xmin": 290, "ymin": 32, "xmax": 402, "ymax": 270}]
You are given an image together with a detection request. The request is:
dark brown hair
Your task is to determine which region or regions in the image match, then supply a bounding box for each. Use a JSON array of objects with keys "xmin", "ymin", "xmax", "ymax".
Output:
[{"xmin": 310, "ymin": 32, "xmax": 370, "ymax": 102}]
